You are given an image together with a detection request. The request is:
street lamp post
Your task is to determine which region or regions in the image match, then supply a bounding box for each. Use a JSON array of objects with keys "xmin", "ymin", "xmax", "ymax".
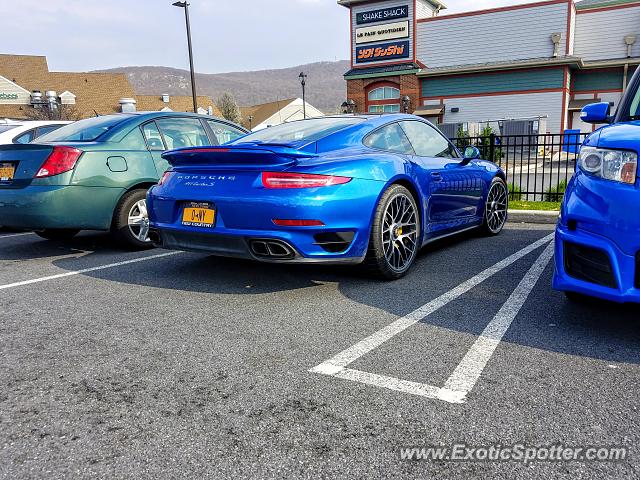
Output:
[
  {"xmin": 299, "ymin": 72, "xmax": 307, "ymax": 119},
  {"xmin": 247, "ymin": 115, "xmax": 254, "ymax": 131},
  {"xmin": 172, "ymin": 1, "xmax": 198, "ymax": 113}
]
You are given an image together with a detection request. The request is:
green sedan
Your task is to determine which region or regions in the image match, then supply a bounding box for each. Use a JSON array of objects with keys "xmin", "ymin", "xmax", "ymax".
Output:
[{"xmin": 0, "ymin": 112, "xmax": 247, "ymax": 248}]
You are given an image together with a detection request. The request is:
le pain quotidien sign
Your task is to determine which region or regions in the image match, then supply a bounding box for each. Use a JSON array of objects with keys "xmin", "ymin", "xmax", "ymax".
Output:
[
  {"xmin": 356, "ymin": 40, "xmax": 410, "ymax": 64},
  {"xmin": 356, "ymin": 5, "xmax": 409, "ymax": 25},
  {"xmin": 356, "ymin": 21, "xmax": 409, "ymax": 45}
]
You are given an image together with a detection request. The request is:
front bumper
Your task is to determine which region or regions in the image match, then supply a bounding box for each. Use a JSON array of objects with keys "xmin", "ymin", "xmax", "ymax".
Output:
[
  {"xmin": 553, "ymin": 224, "xmax": 640, "ymax": 303},
  {"xmin": 0, "ymin": 185, "xmax": 123, "ymax": 230}
]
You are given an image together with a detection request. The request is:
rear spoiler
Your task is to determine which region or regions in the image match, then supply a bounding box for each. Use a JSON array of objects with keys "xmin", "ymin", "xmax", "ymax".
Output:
[{"xmin": 162, "ymin": 145, "xmax": 317, "ymax": 168}]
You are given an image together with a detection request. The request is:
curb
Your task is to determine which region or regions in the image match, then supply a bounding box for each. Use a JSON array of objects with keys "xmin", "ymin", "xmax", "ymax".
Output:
[{"xmin": 507, "ymin": 209, "xmax": 559, "ymax": 225}]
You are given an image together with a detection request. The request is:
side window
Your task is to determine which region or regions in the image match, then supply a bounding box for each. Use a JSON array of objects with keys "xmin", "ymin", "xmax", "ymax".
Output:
[
  {"xmin": 35, "ymin": 125, "xmax": 63, "ymax": 138},
  {"xmin": 142, "ymin": 122, "xmax": 165, "ymax": 151},
  {"xmin": 156, "ymin": 117, "xmax": 210, "ymax": 150},
  {"xmin": 399, "ymin": 121, "xmax": 458, "ymax": 158},
  {"xmin": 13, "ymin": 129, "xmax": 36, "ymax": 144},
  {"xmin": 363, "ymin": 123, "xmax": 414, "ymax": 155},
  {"xmin": 206, "ymin": 120, "xmax": 245, "ymax": 145},
  {"xmin": 119, "ymin": 128, "xmax": 147, "ymax": 150}
]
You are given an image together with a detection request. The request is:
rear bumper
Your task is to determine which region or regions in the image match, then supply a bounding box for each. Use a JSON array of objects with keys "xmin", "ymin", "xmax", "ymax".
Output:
[
  {"xmin": 0, "ymin": 185, "xmax": 123, "ymax": 230},
  {"xmin": 147, "ymin": 177, "xmax": 384, "ymax": 263},
  {"xmin": 553, "ymin": 224, "xmax": 640, "ymax": 303},
  {"xmin": 150, "ymin": 225, "xmax": 366, "ymax": 264}
]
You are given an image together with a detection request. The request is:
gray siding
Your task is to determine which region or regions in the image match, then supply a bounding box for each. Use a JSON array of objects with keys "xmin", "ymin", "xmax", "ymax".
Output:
[
  {"xmin": 416, "ymin": 2, "xmax": 569, "ymax": 68},
  {"xmin": 351, "ymin": 0, "xmax": 414, "ymax": 68},
  {"xmin": 574, "ymin": 6, "xmax": 640, "ymax": 60},
  {"xmin": 440, "ymin": 91, "xmax": 565, "ymax": 133},
  {"xmin": 415, "ymin": 0, "xmax": 436, "ymax": 19}
]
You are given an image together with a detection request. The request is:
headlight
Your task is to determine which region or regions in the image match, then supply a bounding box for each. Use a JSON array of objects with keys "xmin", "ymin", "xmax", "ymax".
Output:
[{"xmin": 578, "ymin": 147, "xmax": 637, "ymax": 184}]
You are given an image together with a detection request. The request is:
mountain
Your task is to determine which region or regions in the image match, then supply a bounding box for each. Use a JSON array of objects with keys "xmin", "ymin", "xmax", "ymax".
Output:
[{"xmin": 94, "ymin": 61, "xmax": 350, "ymax": 113}]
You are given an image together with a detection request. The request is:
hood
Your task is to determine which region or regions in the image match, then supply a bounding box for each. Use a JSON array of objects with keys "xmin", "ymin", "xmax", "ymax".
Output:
[{"xmin": 592, "ymin": 120, "xmax": 640, "ymax": 153}]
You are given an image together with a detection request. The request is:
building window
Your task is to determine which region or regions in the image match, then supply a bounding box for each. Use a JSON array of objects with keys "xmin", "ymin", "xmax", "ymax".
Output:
[
  {"xmin": 368, "ymin": 104, "xmax": 401, "ymax": 113},
  {"xmin": 368, "ymin": 87, "xmax": 400, "ymax": 101}
]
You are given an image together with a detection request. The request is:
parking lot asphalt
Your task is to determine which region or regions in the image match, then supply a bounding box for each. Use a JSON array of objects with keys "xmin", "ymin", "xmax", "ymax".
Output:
[{"xmin": 1, "ymin": 225, "xmax": 638, "ymax": 479}]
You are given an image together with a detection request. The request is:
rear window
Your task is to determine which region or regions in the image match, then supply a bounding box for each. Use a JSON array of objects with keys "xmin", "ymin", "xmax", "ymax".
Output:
[
  {"xmin": 37, "ymin": 116, "xmax": 129, "ymax": 142},
  {"xmin": 231, "ymin": 117, "xmax": 364, "ymax": 146}
]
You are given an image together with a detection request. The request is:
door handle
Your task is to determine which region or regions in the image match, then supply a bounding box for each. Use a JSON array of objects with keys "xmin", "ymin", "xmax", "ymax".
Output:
[{"xmin": 431, "ymin": 172, "xmax": 443, "ymax": 182}]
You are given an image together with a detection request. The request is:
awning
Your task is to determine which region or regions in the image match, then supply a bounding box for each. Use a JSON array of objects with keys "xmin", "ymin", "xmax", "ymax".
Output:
[
  {"xmin": 413, "ymin": 104, "xmax": 445, "ymax": 116},
  {"xmin": 568, "ymin": 98, "xmax": 600, "ymax": 111}
]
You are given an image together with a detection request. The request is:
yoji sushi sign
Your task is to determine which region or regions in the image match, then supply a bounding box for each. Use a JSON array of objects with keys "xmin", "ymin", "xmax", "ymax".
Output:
[
  {"xmin": 356, "ymin": 5, "xmax": 408, "ymax": 25},
  {"xmin": 356, "ymin": 40, "xmax": 410, "ymax": 63}
]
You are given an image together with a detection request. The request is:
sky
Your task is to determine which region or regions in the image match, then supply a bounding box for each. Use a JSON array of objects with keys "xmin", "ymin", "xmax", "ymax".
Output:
[{"xmin": 2, "ymin": 0, "xmax": 542, "ymax": 74}]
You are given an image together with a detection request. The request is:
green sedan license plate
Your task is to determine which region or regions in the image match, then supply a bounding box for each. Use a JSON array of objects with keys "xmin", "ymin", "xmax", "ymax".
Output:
[{"xmin": 0, "ymin": 162, "xmax": 15, "ymax": 181}]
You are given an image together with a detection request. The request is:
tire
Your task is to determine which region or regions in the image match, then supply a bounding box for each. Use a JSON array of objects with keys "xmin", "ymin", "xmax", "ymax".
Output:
[
  {"xmin": 363, "ymin": 184, "xmax": 420, "ymax": 280},
  {"xmin": 480, "ymin": 176, "xmax": 508, "ymax": 236},
  {"xmin": 35, "ymin": 229, "xmax": 80, "ymax": 241},
  {"xmin": 111, "ymin": 189, "xmax": 154, "ymax": 250}
]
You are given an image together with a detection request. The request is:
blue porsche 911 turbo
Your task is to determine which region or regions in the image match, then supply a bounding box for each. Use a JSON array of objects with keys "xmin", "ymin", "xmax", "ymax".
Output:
[
  {"xmin": 553, "ymin": 67, "xmax": 640, "ymax": 303},
  {"xmin": 147, "ymin": 114, "xmax": 508, "ymax": 279}
]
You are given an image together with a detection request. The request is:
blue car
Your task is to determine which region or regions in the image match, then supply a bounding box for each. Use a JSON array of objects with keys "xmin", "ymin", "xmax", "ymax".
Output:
[
  {"xmin": 554, "ymin": 68, "xmax": 640, "ymax": 302},
  {"xmin": 147, "ymin": 114, "xmax": 508, "ymax": 279}
]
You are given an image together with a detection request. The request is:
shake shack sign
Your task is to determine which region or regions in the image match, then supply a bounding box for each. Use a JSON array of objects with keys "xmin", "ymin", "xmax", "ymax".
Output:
[{"xmin": 356, "ymin": 5, "xmax": 408, "ymax": 25}]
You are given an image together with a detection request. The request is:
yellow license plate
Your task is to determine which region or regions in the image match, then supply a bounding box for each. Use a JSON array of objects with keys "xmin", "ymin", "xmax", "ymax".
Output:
[
  {"xmin": 0, "ymin": 164, "xmax": 15, "ymax": 181},
  {"xmin": 181, "ymin": 202, "xmax": 216, "ymax": 228}
]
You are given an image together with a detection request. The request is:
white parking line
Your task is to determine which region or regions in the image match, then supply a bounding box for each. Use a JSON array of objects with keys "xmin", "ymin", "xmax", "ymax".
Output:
[
  {"xmin": 0, "ymin": 251, "xmax": 182, "ymax": 291},
  {"xmin": 310, "ymin": 233, "xmax": 555, "ymax": 404},
  {"xmin": 443, "ymin": 241, "xmax": 555, "ymax": 397}
]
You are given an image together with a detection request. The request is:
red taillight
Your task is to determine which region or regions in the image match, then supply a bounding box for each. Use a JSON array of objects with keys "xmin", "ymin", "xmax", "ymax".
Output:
[
  {"xmin": 262, "ymin": 172, "xmax": 352, "ymax": 189},
  {"xmin": 272, "ymin": 219, "xmax": 325, "ymax": 227},
  {"xmin": 35, "ymin": 146, "xmax": 82, "ymax": 178},
  {"xmin": 158, "ymin": 170, "xmax": 173, "ymax": 185}
]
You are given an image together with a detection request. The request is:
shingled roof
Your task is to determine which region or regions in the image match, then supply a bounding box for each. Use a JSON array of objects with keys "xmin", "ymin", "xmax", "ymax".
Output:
[
  {"xmin": 0, "ymin": 54, "xmax": 135, "ymax": 118},
  {"xmin": 135, "ymin": 95, "xmax": 221, "ymax": 115},
  {"xmin": 240, "ymin": 98, "xmax": 297, "ymax": 129}
]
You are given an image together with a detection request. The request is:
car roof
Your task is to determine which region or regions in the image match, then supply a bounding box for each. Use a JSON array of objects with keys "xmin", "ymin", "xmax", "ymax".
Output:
[
  {"xmin": 0, "ymin": 120, "xmax": 71, "ymax": 127},
  {"xmin": 93, "ymin": 111, "xmax": 247, "ymax": 135}
]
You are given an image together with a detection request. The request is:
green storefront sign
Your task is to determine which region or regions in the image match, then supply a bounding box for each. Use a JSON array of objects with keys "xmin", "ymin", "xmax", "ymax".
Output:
[{"xmin": 0, "ymin": 92, "xmax": 19, "ymax": 100}]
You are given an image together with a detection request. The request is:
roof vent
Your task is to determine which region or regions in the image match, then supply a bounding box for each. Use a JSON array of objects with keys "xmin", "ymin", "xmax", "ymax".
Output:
[
  {"xmin": 30, "ymin": 91, "xmax": 43, "ymax": 105},
  {"xmin": 162, "ymin": 93, "xmax": 170, "ymax": 103},
  {"xmin": 119, "ymin": 97, "xmax": 137, "ymax": 113}
]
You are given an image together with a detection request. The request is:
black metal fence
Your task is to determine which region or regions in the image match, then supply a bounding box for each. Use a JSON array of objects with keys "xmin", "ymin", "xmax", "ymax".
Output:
[{"xmin": 451, "ymin": 132, "xmax": 588, "ymax": 202}]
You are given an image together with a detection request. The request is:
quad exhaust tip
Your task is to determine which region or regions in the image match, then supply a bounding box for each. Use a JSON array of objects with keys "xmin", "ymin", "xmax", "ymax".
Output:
[{"xmin": 250, "ymin": 239, "xmax": 295, "ymax": 259}]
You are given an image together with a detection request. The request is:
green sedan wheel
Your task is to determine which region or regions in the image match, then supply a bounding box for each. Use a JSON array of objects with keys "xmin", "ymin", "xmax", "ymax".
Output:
[{"xmin": 111, "ymin": 189, "xmax": 154, "ymax": 250}]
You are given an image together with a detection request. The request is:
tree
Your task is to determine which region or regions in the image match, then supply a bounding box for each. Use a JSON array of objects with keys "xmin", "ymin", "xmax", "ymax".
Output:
[
  {"xmin": 215, "ymin": 92, "xmax": 242, "ymax": 124},
  {"xmin": 24, "ymin": 104, "xmax": 81, "ymax": 121}
]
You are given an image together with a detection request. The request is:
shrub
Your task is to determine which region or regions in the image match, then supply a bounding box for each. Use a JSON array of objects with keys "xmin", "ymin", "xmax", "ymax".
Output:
[
  {"xmin": 544, "ymin": 179, "xmax": 568, "ymax": 202},
  {"xmin": 507, "ymin": 182, "xmax": 522, "ymax": 201}
]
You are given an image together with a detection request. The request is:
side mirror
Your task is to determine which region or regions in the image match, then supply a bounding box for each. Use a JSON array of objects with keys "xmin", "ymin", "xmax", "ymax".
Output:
[
  {"xmin": 461, "ymin": 145, "xmax": 481, "ymax": 165},
  {"xmin": 580, "ymin": 102, "xmax": 612, "ymax": 124}
]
